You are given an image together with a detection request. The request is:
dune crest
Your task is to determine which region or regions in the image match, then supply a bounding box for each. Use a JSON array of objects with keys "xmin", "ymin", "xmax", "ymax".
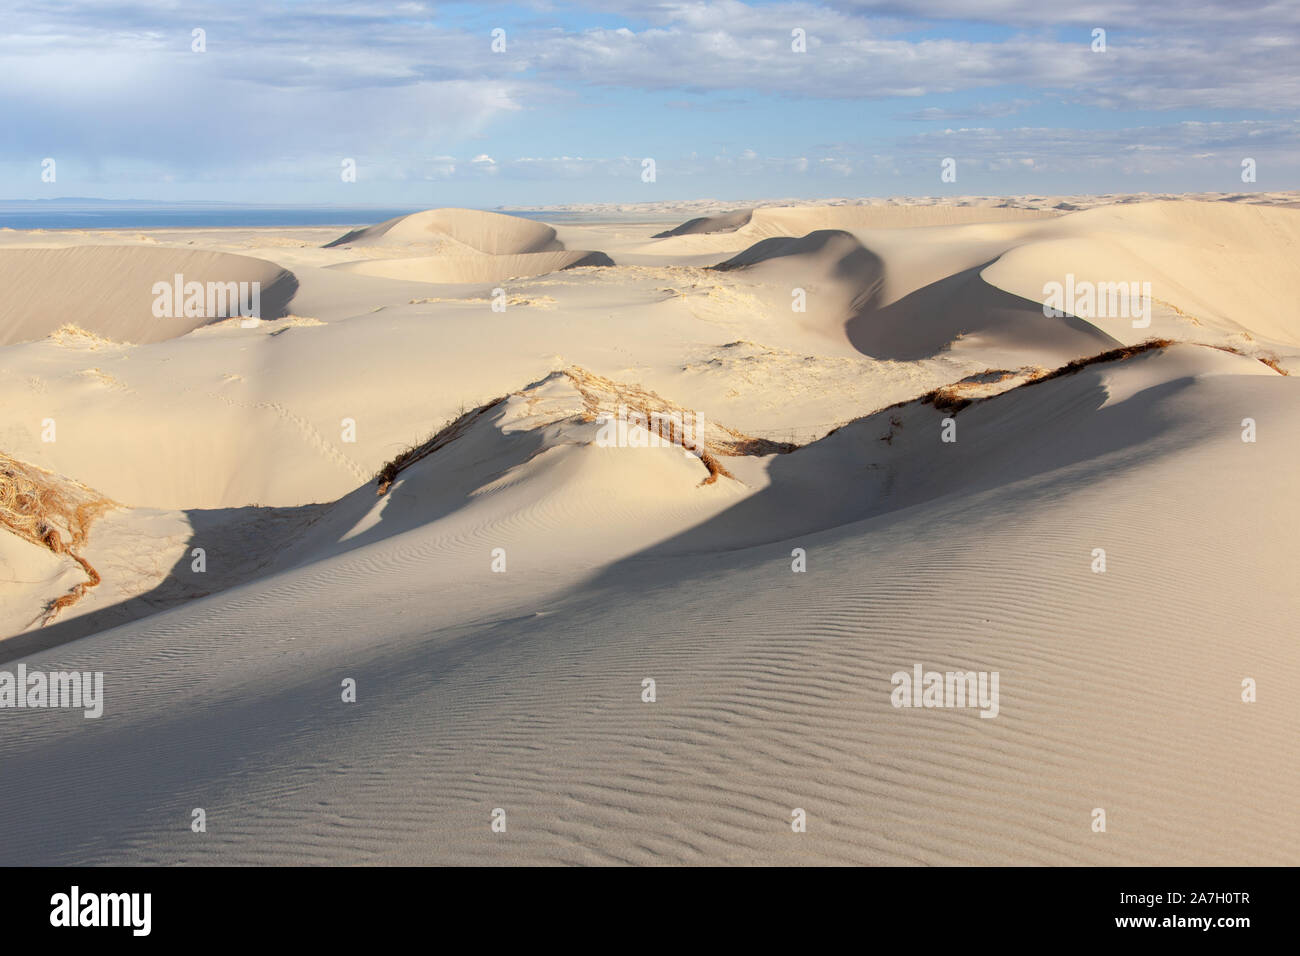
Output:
[
  {"xmin": 323, "ymin": 207, "xmax": 614, "ymax": 283},
  {"xmin": 652, "ymin": 209, "xmax": 753, "ymax": 238},
  {"xmin": 325, "ymin": 207, "xmax": 566, "ymax": 255}
]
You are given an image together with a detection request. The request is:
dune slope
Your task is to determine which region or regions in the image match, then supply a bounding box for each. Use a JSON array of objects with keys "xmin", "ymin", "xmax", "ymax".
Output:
[
  {"xmin": 326, "ymin": 208, "xmax": 565, "ymax": 254},
  {"xmin": 0, "ymin": 247, "xmax": 298, "ymax": 345},
  {"xmin": 0, "ymin": 344, "xmax": 1295, "ymax": 865}
]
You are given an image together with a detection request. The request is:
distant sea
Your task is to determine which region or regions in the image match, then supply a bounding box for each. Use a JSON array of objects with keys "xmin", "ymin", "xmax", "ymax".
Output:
[{"xmin": 0, "ymin": 200, "xmax": 569, "ymax": 231}]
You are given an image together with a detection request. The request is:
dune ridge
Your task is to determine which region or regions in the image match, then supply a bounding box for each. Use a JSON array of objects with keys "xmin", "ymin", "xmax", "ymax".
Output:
[
  {"xmin": 0, "ymin": 340, "xmax": 1295, "ymax": 865},
  {"xmin": 323, "ymin": 207, "xmax": 615, "ymax": 284},
  {"xmin": 0, "ymin": 196, "xmax": 1297, "ymax": 866},
  {"xmin": 326, "ymin": 207, "xmax": 566, "ymax": 254}
]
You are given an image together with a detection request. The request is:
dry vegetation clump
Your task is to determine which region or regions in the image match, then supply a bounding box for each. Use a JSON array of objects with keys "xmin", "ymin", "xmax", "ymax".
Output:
[
  {"xmin": 374, "ymin": 366, "xmax": 797, "ymax": 495},
  {"xmin": 921, "ymin": 387, "xmax": 975, "ymax": 414},
  {"xmin": 375, "ymin": 397, "xmax": 508, "ymax": 495},
  {"xmin": 560, "ymin": 367, "xmax": 794, "ymax": 484},
  {"xmin": 916, "ymin": 341, "xmax": 1177, "ymax": 416},
  {"xmin": 0, "ymin": 452, "xmax": 115, "ymax": 624},
  {"xmin": 846, "ymin": 340, "xmax": 1182, "ymax": 443},
  {"xmin": 1017, "ymin": 339, "xmax": 1176, "ymax": 389},
  {"xmin": 916, "ymin": 368, "xmax": 1034, "ymax": 415},
  {"xmin": 916, "ymin": 340, "xmax": 1176, "ymax": 415},
  {"xmin": 561, "ymin": 366, "xmax": 795, "ymax": 456},
  {"xmin": 47, "ymin": 324, "xmax": 124, "ymax": 349}
]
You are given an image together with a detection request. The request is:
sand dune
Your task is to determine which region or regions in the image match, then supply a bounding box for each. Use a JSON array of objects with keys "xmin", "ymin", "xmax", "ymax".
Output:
[
  {"xmin": 326, "ymin": 207, "xmax": 565, "ymax": 255},
  {"xmin": 981, "ymin": 200, "xmax": 1300, "ymax": 348},
  {"xmin": 625, "ymin": 202, "xmax": 1055, "ymax": 265},
  {"xmin": 701, "ymin": 199, "xmax": 1300, "ymax": 365},
  {"xmin": 1, "ymin": 342, "xmax": 1295, "ymax": 865},
  {"xmin": 1, "ymin": 195, "xmax": 1297, "ymax": 866},
  {"xmin": 0, "ymin": 247, "xmax": 298, "ymax": 345},
  {"xmin": 712, "ymin": 228, "xmax": 1118, "ymax": 360},
  {"xmin": 846, "ymin": 261, "xmax": 1121, "ymax": 362},
  {"xmin": 324, "ymin": 207, "xmax": 614, "ymax": 284},
  {"xmin": 652, "ymin": 209, "xmax": 753, "ymax": 238}
]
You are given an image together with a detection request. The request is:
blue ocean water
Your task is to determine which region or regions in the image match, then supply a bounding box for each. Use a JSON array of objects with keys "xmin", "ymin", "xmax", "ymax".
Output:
[{"xmin": 0, "ymin": 201, "xmax": 569, "ymax": 231}]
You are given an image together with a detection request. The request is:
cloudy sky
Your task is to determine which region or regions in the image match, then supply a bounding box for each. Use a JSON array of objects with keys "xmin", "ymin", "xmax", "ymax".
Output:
[{"xmin": 3, "ymin": 0, "xmax": 1298, "ymax": 205}]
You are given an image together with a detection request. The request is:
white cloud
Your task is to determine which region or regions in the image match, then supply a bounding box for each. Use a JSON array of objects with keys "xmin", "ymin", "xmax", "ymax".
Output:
[{"xmin": 2, "ymin": 0, "xmax": 1295, "ymax": 194}]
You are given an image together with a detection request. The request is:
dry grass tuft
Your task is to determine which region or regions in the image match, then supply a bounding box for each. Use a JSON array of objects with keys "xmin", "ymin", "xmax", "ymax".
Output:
[
  {"xmin": 560, "ymin": 367, "xmax": 791, "ymax": 483},
  {"xmin": 1015, "ymin": 339, "xmax": 1176, "ymax": 391},
  {"xmin": 870, "ymin": 340, "xmax": 1179, "ymax": 429},
  {"xmin": 374, "ymin": 366, "xmax": 794, "ymax": 494},
  {"xmin": 376, "ymin": 397, "xmax": 508, "ymax": 495},
  {"xmin": 920, "ymin": 340, "xmax": 1177, "ymax": 415},
  {"xmin": 0, "ymin": 452, "xmax": 115, "ymax": 624},
  {"xmin": 921, "ymin": 388, "xmax": 974, "ymax": 414},
  {"xmin": 47, "ymin": 324, "xmax": 124, "ymax": 349},
  {"xmin": 561, "ymin": 366, "xmax": 795, "ymax": 457}
]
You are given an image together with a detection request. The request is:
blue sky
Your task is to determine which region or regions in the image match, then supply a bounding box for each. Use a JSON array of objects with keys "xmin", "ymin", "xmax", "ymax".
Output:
[{"xmin": 3, "ymin": 0, "xmax": 1297, "ymax": 205}]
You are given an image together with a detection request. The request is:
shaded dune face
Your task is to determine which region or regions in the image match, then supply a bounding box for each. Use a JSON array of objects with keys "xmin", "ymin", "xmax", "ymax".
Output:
[
  {"xmin": 714, "ymin": 228, "xmax": 1111, "ymax": 361},
  {"xmin": 709, "ymin": 204, "xmax": 1300, "ymax": 362},
  {"xmin": 845, "ymin": 262, "xmax": 1119, "ymax": 362},
  {"xmin": 652, "ymin": 209, "xmax": 754, "ymax": 238},
  {"xmin": 712, "ymin": 228, "xmax": 870, "ymax": 271},
  {"xmin": 0, "ymin": 246, "xmax": 298, "ymax": 345},
  {"xmin": 983, "ymin": 200, "xmax": 1300, "ymax": 348},
  {"xmin": 712, "ymin": 221, "xmax": 1138, "ymax": 361}
]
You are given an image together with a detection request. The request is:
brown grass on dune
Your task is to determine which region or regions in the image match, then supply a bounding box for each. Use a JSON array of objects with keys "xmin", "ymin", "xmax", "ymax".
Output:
[
  {"xmin": 375, "ymin": 366, "xmax": 796, "ymax": 495},
  {"xmin": 991, "ymin": 339, "xmax": 1177, "ymax": 393},
  {"xmin": 563, "ymin": 366, "xmax": 797, "ymax": 483},
  {"xmin": 919, "ymin": 340, "xmax": 1177, "ymax": 415},
  {"xmin": 832, "ymin": 339, "xmax": 1205, "ymax": 447},
  {"xmin": 379, "ymin": 340, "xmax": 1277, "ymax": 496},
  {"xmin": 47, "ymin": 323, "xmax": 126, "ymax": 349},
  {"xmin": 375, "ymin": 397, "xmax": 508, "ymax": 495},
  {"xmin": 561, "ymin": 365, "xmax": 795, "ymax": 456},
  {"xmin": 0, "ymin": 452, "xmax": 115, "ymax": 625},
  {"xmin": 916, "ymin": 369, "xmax": 1032, "ymax": 415},
  {"xmin": 923, "ymin": 388, "xmax": 975, "ymax": 415},
  {"xmin": 700, "ymin": 453, "xmax": 735, "ymax": 484}
]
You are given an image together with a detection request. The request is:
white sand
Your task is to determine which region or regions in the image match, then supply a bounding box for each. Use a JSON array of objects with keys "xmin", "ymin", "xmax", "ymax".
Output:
[{"xmin": 1, "ymin": 194, "xmax": 1297, "ymax": 864}]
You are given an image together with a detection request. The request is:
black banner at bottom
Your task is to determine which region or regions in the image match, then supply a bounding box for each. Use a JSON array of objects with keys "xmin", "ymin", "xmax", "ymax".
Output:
[{"xmin": 0, "ymin": 865, "xmax": 1283, "ymax": 942}]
